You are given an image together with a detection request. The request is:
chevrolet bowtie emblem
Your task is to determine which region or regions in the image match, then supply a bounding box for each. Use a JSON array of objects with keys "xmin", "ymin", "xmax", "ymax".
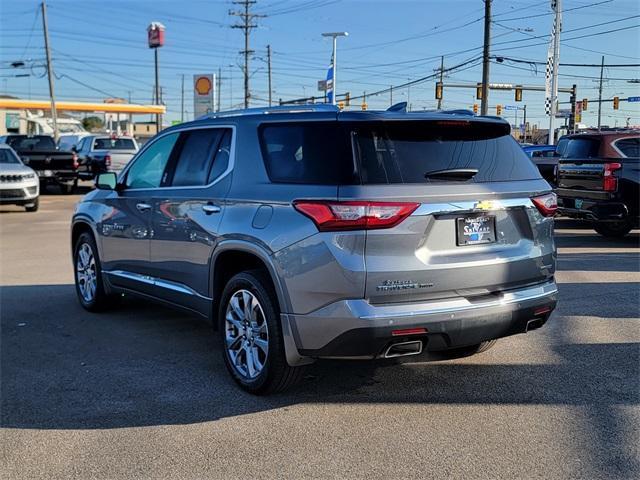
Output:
[{"xmin": 474, "ymin": 200, "xmax": 495, "ymax": 211}]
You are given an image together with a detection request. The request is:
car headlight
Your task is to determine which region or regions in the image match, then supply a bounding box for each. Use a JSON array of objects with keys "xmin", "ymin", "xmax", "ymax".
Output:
[{"xmin": 24, "ymin": 173, "xmax": 36, "ymax": 180}]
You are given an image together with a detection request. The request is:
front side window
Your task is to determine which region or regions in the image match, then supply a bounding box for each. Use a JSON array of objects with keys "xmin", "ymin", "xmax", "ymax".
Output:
[{"xmin": 126, "ymin": 133, "xmax": 179, "ymax": 189}]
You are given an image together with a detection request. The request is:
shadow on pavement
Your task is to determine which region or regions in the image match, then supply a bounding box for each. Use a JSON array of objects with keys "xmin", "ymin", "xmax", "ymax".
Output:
[
  {"xmin": 554, "ymin": 231, "xmax": 640, "ymax": 249},
  {"xmin": 557, "ymin": 253, "xmax": 640, "ymax": 273}
]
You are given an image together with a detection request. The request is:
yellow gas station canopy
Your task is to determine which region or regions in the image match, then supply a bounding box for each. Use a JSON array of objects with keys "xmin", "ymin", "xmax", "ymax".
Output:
[{"xmin": 0, "ymin": 98, "xmax": 165, "ymax": 114}]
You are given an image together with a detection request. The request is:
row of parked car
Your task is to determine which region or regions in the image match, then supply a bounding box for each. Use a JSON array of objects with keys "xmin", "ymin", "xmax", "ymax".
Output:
[{"xmin": 0, "ymin": 133, "xmax": 139, "ymax": 212}]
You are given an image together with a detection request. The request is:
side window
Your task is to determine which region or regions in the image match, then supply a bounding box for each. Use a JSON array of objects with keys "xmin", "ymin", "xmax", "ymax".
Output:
[
  {"xmin": 126, "ymin": 133, "xmax": 179, "ymax": 189},
  {"xmin": 208, "ymin": 129, "xmax": 232, "ymax": 183},
  {"xmin": 614, "ymin": 138, "xmax": 639, "ymax": 158},
  {"xmin": 169, "ymin": 129, "xmax": 223, "ymax": 187}
]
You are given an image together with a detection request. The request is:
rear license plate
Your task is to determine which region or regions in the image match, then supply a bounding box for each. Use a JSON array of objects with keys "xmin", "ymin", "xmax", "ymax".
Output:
[
  {"xmin": 37, "ymin": 170, "xmax": 53, "ymax": 177},
  {"xmin": 456, "ymin": 215, "xmax": 496, "ymax": 246},
  {"xmin": 574, "ymin": 199, "xmax": 583, "ymax": 209}
]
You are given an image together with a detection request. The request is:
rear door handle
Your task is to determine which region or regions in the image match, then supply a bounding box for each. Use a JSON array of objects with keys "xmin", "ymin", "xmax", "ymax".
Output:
[
  {"xmin": 202, "ymin": 204, "xmax": 221, "ymax": 215},
  {"xmin": 136, "ymin": 202, "xmax": 152, "ymax": 213}
]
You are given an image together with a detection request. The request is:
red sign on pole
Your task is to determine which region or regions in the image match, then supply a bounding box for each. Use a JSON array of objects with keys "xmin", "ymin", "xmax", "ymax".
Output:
[{"xmin": 147, "ymin": 22, "xmax": 165, "ymax": 49}]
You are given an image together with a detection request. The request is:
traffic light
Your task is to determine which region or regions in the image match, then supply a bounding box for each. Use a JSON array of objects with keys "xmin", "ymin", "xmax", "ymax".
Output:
[
  {"xmin": 435, "ymin": 82, "xmax": 443, "ymax": 100},
  {"xmin": 515, "ymin": 87, "xmax": 523, "ymax": 102},
  {"xmin": 496, "ymin": 104, "xmax": 502, "ymax": 116},
  {"xmin": 361, "ymin": 101, "xmax": 368, "ymax": 111},
  {"xmin": 338, "ymin": 101, "xmax": 345, "ymax": 110},
  {"xmin": 582, "ymin": 98, "xmax": 588, "ymax": 110},
  {"xmin": 476, "ymin": 83, "xmax": 483, "ymax": 100},
  {"xmin": 613, "ymin": 96, "xmax": 619, "ymax": 110},
  {"xmin": 473, "ymin": 104, "xmax": 478, "ymax": 114},
  {"xmin": 345, "ymin": 92, "xmax": 350, "ymax": 106}
]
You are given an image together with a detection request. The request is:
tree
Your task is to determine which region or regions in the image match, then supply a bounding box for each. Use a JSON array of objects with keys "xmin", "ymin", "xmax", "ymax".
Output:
[{"xmin": 82, "ymin": 116, "xmax": 104, "ymax": 132}]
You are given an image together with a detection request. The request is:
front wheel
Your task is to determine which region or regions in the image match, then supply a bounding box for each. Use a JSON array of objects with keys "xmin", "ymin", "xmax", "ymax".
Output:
[
  {"xmin": 593, "ymin": 220, "xmax": 633, "ymax": 238},
  {"xmin": 219, "ymin": 270, "xmax": 304, "ymax": 394},
  {"xmin": 73, "ymin": 232, "xmax": 111, "ymax": 311}
]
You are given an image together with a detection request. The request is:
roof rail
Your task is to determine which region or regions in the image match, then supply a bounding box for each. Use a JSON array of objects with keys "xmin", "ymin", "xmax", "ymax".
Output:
[{"xmin": 200, "ymin": 103, "xmax": 339, "ymax": 120}]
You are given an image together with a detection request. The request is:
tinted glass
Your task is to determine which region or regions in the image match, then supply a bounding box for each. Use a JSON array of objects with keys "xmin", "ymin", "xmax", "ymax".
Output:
[
  {"xmin": 614, "ymin": 137, "xmax": 639, "ymax": 158},
  {"xmin": 94, "ymin": 138, "xmax": 136, "ymax": 150},
  {"xmin": 353, "ymin": 120, "xmax": 540, "ymax": 184},
  {"xmin": 0, "ymin": 149, "xmax": 21, "ymax": 164},
  {"xmin": 171, "ymin": 129, "xmax": 223, "ymax": 187},
  {"xmin": 259, "ymin": 123, "xmax": 354, "ymax": 184},
  {"xmin": 126, "ymin": 133, "xmax": 178, "ymax": 189},
  {"xmin": 532, "ymin": 150, "xmax": 556, "ymax": 158},
  {"xmin": 6, "ymin": 136, "xmax": 56, "ymax": 151},
  {"xmin": 208, "ymin": 129, "xmax": 232, "ymax": 183},
  {"xmin": 561, "ymin": 138, "xmax": 600, "ymax": 158}
]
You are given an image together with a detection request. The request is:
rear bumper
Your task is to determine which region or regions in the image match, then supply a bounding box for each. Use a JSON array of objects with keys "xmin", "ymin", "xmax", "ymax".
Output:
[
  {"xmin": 37, "ymin": 171, "xmax": 78, "ymax": 184},
  {"xmin": 557, "ymin": 195, "xmax": 630, "ymax": 222},
  {"xmin": 286, "ymin": 280, "xmax": 558, "ymax": 359}
]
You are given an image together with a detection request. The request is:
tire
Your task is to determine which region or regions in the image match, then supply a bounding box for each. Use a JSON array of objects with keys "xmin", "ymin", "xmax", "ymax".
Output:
[
  {"xmin": 25, "ymin": 198, "xmax": 39, "ymax": 212},
  {"xmin": 438, "ymin": 339, "xmax": 498, "ymax": 359},
  {"xmin": 218, "ymin": 270, "xmax": 305, "ymax": 394},
  {"xmin": 593, "ymin": 220, "xmax": 633, "ymax": 238},
  {"xmin": 73, "ymin": 232, "xmax": 111, "ymax": 312},
  {"xmin": 61, "ymin": 180, "xmax": 77, "ymax": 195}
]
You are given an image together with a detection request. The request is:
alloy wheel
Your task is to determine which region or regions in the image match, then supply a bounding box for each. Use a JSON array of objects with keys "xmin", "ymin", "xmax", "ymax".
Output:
[
  {"xmin": 224, "ymin": 289, "xmax": 269, "ymax": 379},
  {"xmin": 76, "ymin": 243, "xmax": 97, "ymax": 303}
]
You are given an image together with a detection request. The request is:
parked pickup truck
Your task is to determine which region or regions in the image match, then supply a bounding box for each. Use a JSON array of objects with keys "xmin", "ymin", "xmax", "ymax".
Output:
[
  {"xmin": 0, "ymin": 134, "xmax": 79, "ymax": 194},
  {"xmin": 74, "ymin": 135, "xmax": 139, "ymax": 180},
  {"xmin": 556, "ymin": 130, "xmax": 639, "ymax": 237}
]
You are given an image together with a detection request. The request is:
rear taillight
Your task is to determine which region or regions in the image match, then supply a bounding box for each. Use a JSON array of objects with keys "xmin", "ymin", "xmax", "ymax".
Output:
[
  {"xmin": 72, "ymin": 153, "xmax": 79, "ymax": 170},
  {"xmin": 105, "ymin": 154, "xmax": 112, "ymax": 168},
  {"xmin": 293, "ymin": 200, "xmax": 419, "ymax": 231},
  {"xmin": 531, "ymin": 192, "xmax": 557, "ymax": 217},
  {"xmin": 603, "ymin": 162, "xmax": 622, "ymax": 192}
]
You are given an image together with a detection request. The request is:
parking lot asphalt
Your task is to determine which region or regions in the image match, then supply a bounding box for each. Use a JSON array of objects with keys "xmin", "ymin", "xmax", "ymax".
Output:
[{"xmin": 1, "ymin": 192, "xmax": 639, "ymax": 480}]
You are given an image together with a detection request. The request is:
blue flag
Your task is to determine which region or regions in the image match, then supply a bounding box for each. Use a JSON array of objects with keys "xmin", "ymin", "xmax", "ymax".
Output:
[{"xmin": 326, "ymin": 53, "xmax": 334, "ymax": 103}]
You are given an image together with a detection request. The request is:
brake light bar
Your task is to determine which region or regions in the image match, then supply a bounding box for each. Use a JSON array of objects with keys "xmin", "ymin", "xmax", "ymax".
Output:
[
  {"xmin": 293, "ymin": 200, "xmax": 419, "ymax": 231},
  {"xmin": 603, "ymin": 162, "xmax": 622, "ymax": 192},
  {"xmin": 71, "ymin": 153, "xmax": 79, "ymax": 170},
  {"xmin": 531, "ymin": 192, "xmax": 557, "ymax": 217}
]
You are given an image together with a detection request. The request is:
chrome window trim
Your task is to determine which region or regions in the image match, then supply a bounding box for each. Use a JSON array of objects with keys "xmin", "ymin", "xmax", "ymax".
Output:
[
  {"xmin": 119, "ymin": 124, "xmax": 236, "ymax": 192},
  {"xmin": 412, "ymin": 197, "xmax": 535, "ymax": 216}
]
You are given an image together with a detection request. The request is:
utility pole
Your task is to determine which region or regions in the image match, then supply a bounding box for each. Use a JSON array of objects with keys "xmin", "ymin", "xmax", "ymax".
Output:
[
  {"xmin": 597, "ymin": 55, "xmax": 604, "ymax": 130},
  {"xmin": 480, "ymin": 0, "xmax": 491, "ymax": 115},
  {"xmin": 523, "ymin": 104, "xmax": 527, "ymax": 142},
  {"xmin": 230, "ymin": 1, "xmax": 265, "ymax": 109},
  {"xmin": 437, "ymin": 55, "xmax": 444, "ymax": 110},
  {"xmin": 41, "ymin": 1, "xmax": 58, "ymax": 141},
  {"xmin": 155, "ymin": 49, "xmax": 161, "ymax": 130},
  {"xmin": 267, "ymin": 44, "xmax": 273, "ymax": 106},
  {"xmin": 217, "ymin": 67, "xmax": 222, "ymax": 112},
  {"xmin": 181, "ymin": 74, "xmax": 185, "ymax": 122}
]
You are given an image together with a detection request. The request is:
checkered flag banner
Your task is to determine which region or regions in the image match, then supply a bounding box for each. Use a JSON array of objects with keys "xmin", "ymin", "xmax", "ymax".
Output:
[{"xmin": 545, "ymin": 0, "xmax": 562, "ymax": 115}]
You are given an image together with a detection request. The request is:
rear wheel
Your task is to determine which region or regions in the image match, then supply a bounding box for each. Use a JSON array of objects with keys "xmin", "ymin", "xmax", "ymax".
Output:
[
  {"xmin": 438, "ymin": 340, "xmax": 498, "ymax": 359},
  {"xmin": 593, "ymin": 220, "xmax": 633, "ymax": 238},
  {"xmin": 219, "ymin": 270, "xmax": 304, "ymax": 394}
]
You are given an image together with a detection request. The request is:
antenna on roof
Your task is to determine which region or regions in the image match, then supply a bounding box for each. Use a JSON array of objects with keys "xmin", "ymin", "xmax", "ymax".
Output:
[{"xmin": 387, "ymin": 102, "xmax": 407, "ymax": 112}]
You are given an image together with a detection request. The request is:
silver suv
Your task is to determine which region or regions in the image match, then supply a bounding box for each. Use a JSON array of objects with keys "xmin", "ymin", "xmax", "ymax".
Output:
[{"xmin": 71, "ymin": 105, "xmax": 558, "ymax": 394}]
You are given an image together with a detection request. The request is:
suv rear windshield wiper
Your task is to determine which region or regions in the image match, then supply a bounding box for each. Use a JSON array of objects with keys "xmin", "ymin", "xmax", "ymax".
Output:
[{"xmin": 424, "ymin": 168, "xmax": 478, "ymax": 181}]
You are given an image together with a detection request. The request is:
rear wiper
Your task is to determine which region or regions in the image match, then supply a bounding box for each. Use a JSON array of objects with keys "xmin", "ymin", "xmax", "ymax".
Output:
[{"xmin": 424, "ymin": 168, "xmax": 478, "ymax": 181}]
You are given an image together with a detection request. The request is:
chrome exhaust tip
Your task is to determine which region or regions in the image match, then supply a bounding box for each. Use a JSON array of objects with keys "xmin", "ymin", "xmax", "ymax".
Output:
[
  {"xmin": 384, "ymin": 340, "xmax": 423, "ymax": 358},
  {"xmin": 526, "ymin": 318, "xmax": 544, "ymax": 332}
]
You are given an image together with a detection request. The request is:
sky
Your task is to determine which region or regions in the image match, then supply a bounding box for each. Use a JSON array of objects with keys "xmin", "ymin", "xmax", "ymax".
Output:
[{"xmin": 1, "ymin": 0, "xmax": 639, "ymax": 128}]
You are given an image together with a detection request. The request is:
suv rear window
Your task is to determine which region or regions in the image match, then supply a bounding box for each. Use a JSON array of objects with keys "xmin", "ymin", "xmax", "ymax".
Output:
[
  {"xmin": 259, "ymin": 120, "xmax": 540, "ymax": 185},
  {"xmin": 352, "ymin": 120, "xmax": 540, "ymax": 184},
  {"xmin": 94, "ymin": 138, "xmax": 136, "ymax": 150}
]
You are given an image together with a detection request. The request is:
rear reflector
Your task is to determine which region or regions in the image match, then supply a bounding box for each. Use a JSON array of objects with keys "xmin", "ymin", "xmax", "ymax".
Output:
[
  {"xmin": 531, "ymin": 192, "xmax": 557, "ymax": 217},
  {"xmin": 534, "ymin": 306, "xmax": 552, "ymax": 316},
  {"xmin": 391, "ymin": 327, "xmax": 428, "ymax": 337},
  {"xmin": 603, "ymin": 162, "xmax": 622, "ymax": 192},
  {"xmin": 293, "ymin": 200, "xmax": 419, "ymax": 231},
  {"xmin": 72, "ymin": 153, "xmax": 79, "ymax": 170}
]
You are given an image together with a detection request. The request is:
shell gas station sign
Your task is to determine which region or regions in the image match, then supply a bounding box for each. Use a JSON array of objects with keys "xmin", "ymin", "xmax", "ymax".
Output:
[{"xmin": 194, "ymin": 74, "xmax": 215, "ymax": 118}]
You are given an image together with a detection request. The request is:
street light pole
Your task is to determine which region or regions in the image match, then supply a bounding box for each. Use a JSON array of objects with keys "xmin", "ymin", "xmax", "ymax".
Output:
[
  {"xmin": 321, "ymin": 32, "xmax": 348, "ymax": 105},
  {"xmin": 547, "ymin": 0, "xmax": 562, "ymax": 144},
  {"xmin": 597, "ymin": 55, "xmax": 604, "ymax": 130}
]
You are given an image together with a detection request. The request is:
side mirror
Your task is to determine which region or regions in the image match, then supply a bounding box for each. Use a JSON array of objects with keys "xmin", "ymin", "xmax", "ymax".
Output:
[
  {"xmin": 96, "ymin": 172, "xmax": 118, "ymax": 191},
  {"xmin": 71, "ymin": 145, "xmax": 78, "ymax": 153}
]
